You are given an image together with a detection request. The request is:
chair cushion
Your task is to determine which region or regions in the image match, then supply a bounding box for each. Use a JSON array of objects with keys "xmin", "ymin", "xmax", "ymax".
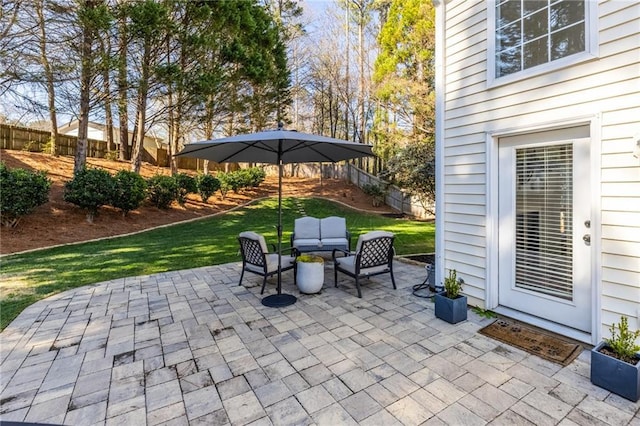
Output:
[
  {"xmin": 336, "ymin": 255, "xmax": 389, "ymax": 275},
  {"xmin": 239, "ymin": 231, "xmax": 268, "ymax": 253},
  {"xmin": 245, "ymin": 253, "xmax": 294, "ymax": 274},
  {"xmin": 266, "ymin": 254, "xmax": 295, "ymax": 273},
  {"xmin": 355, "ymin": 230, "xmax": 394, "ymax": 253},
  {"xmin": 320, "ymin": 216, "xmax": 346, "ymax": 239},
  {"xmin": 294, "ymin": 217, "xmax": 321, "ymax": 239}
]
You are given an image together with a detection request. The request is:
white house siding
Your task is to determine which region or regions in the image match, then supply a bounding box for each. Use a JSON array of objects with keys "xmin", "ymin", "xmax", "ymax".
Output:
[{"xmin": 438, "ymin": 0, "xmax": 640, "ymax": 340}]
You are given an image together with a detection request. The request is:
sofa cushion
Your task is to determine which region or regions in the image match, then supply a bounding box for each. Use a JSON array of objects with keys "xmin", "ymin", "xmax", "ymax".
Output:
[
  {"xmin": 320, "ymin": 216, "xmax": 346, "ymax": 239},
  {"xmin": 294, "ymin": 217, "xmax": 321, "ymax": 239},
  {"xmin": 293, "ymin": 238, "xmax": 322, "ymax": 251},
  {"xmin": 320, "ymin": 237, "xmax": 349, "ymax": 251}
]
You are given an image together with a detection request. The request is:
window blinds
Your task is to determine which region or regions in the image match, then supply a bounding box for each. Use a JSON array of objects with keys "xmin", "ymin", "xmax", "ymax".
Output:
[{"xmin": 515, "ymin": 144, "xmax": 573, "ymax": 300}]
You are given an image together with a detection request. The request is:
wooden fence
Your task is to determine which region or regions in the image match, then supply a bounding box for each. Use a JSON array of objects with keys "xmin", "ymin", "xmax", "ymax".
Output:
[
  {"xmin": 346, "ymin": 163, "xmax": 434, "ymax": 219},
  {"xmin": 1, "ymin": 124, "xmax": 159, "ymax": 165},
  {"xmin": 1, "ymin": 124, "xmax": 109, "ymax": 158}
]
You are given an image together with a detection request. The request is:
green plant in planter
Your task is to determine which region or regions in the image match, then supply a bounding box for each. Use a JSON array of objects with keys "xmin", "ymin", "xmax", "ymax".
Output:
[
  {"xmin": 591, "ymin": 315, "xmax": 640, "ymax": 401},
  {"xmin": 435, "ymin": 268, "xmax": 467, "ymax": 323},
  {"xmin": 296, "ymin": 254, "xmax": 324, "ymax": 294},
  {"xmin": 606, "ymin": 316, "xmax": 640, "ymax": 364},
  {"xmin": 297, "ymin": 254, "xmax": 324, "ymax": 263},
  {"xmin": 444, "ymin": 268, "xmax": 463, "ymax": 299}
]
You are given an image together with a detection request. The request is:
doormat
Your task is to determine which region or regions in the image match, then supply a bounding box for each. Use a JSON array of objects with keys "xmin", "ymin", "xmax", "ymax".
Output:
[{"xmin": 478, "ymin": 318, "xmax": 583, "ymax": 366}]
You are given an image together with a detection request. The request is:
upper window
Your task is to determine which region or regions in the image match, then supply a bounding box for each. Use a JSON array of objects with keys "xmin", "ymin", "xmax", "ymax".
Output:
[{"xmin": 495, "ymin": 0, "xmax": 586, "ymax": 78}]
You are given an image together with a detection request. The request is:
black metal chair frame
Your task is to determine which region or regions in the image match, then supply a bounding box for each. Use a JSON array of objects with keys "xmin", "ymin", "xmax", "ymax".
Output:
[
  {"xmin": 332, "ymin": 234, "xmax": 396, "ymax": 298},
  {"xmin": 238, "ymin": 235, "xmax": 297, "ymax": 294}
]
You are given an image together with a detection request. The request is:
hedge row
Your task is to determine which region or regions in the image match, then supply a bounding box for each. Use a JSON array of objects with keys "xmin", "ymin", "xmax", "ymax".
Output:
[{"xmin": 0, "ymin": 163, "xmax": 267, "ymax": 226}]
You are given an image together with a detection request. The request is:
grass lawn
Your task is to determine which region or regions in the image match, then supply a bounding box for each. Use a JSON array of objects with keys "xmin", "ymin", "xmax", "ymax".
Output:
[{"xmin": 1, "ymin": 197, "xmax": 434, "ymax": 330}]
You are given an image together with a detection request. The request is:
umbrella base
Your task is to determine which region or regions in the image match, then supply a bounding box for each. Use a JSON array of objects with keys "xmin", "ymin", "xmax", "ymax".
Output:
[{"xmin": 261, "ymin": 293, "xmax": 297, "ymax": 307}]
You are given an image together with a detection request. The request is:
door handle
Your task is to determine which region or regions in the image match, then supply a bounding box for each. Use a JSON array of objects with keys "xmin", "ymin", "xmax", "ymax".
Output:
[{"xmin": 583, "ymin": 234, "xmax": 591, "ymax": 245}]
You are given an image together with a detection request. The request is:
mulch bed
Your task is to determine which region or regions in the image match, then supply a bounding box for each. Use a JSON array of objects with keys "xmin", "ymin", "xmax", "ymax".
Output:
[{"xmin": 403, "ymin": 253, "xmax": 435, "ymax": 264}]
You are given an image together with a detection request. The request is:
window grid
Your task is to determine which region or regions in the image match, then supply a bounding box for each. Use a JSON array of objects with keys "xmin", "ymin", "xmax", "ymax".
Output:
[{"xmin": 495, "ymin": 0, "xmax": 586, "ymax": 78}]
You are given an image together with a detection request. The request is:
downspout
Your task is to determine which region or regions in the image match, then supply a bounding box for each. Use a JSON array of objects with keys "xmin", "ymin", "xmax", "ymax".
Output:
[{"xmin": 433, "ymin": 0, "xmax": 446, "ymax": 289}]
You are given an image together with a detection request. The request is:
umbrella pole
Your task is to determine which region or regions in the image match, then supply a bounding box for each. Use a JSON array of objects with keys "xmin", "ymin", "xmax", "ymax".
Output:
[
  {"xmin": 261, "ymin": 152, "xmax": 297, "ymax": 308},
  {"xmin": 277, "ymin": 159, "xmax": 283, "ymax": 294}
]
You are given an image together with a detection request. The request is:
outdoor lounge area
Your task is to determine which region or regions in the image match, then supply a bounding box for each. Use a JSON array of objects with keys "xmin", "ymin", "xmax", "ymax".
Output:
[{"xmin": 1, "ymin": 259, "xmax": 636, "ymax": 425}]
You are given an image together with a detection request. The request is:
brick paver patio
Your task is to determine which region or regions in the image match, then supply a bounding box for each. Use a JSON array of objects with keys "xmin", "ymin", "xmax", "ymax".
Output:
[{"xmin": 1, "ymin": 259, "xmax": 638, "ymax": 425}]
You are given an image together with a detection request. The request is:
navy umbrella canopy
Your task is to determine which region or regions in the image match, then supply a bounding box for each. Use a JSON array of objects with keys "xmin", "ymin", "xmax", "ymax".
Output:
[
  {"xmin": 176, "ymin": 129, "xmax": 374, "ymax": 164},
  {"xmin": 176, "ymin": 127, "xmax": 374, "ymax": 307}
]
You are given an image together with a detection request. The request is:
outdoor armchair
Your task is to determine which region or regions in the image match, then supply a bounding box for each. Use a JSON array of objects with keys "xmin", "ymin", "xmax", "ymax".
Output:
[
  {"xmin": 332, "ymin": 230, "xmax": 396, "ymax": 298},
  {"xmin": 238, "ymin": 231, "xmax": 296, "ymax": 294}
]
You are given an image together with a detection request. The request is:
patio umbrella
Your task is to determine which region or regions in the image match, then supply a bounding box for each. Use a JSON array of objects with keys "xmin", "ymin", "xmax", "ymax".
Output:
[{"xmin": 176, "ymin": 125, "xmax": 374, "ymax": 307}]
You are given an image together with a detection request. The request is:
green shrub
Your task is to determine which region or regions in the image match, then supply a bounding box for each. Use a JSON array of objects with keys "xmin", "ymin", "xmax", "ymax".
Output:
[
  {"xmin": 0, "ymin": 163, "xmax": 51, "ymax": 227},
  {"xmin": 104, "ymin": 151, "xmax": 119, "ymax": 161},
  {"xmin": 196, "ymin": 174, "xmax": 220, "ymax": 203},
  {"xmin": 361, "ymin": 182, "xmax": 386, "ymax": 206},
  {"xmin": 217, "ymin": 172, "xmax": 231, "ymax": 199},
  {"xmin": 235, "ymin": 169, "xmax": 252, "ymax": 189},
  {"xmin": 63, "ymin": 167, "xmax": 116, "ymax": 223},
  {"xmin": 232, "ymin": 168, "xmax": 266, "ymax": 190},
  {"xmin": 42, "ymin": 138, "xmax": 54, "ymax": 155},
  {"xmin": 247, "ymin": 167, "xmax": 266, "ymax": 187},
  {"xmin": 147, "ymin": 175, "xmax": 177, "ymax": 209},
  {"xmin": 174, "ymin": 173, "xmax": 197, "ymax": 206},
  {"xmin": 21, "ymin": 140, "xmax": 43, "ymax": 153},
  {"xmin": 227, "ymin": 171, "xmax": 243, "ymax": 193},
  {"xmin": 112, "ymin": 170, "xmax": 147, "ymax": 216}
]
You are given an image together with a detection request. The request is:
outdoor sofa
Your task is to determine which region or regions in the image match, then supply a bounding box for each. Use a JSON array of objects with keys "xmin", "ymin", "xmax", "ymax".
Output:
[{"xmin": 291, "ymin": 216, "xmax": 351, "ymax": 254}]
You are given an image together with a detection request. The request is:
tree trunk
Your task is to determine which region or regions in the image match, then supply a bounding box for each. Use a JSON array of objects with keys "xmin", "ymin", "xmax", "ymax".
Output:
[
  {"xmin": 130, "ymin": 40, "xmax": 150, "ymax": 173},
  {"xmin": 167, "ymin": 68, "xmax": 176, "ymax": 175},
  {"xmin": 225, "ymin": 86, "xmax": 237, "ymax": 173},
  {"xmin": 357, "ymin": 16, "xmax": 364, "ymax": 170},
  {"xmin": 358, "ymin": 15, "xmax": 365, "ymax": 145},
  {"xmin": 168, "ymin": 108, "xmax": 177, "ymax": 175},
  {"xmin": 169, "ymin": 37, "xmax": 188, "ymax": 176},
  {"xmin": 74, "ymin": 3, "xmax": 94, "ymax": 175},
  {"xmin": 101, "ymin": 38, "xmax": 115, "ymax": 153},
  {"xmin": 172, "ymin": 118, "xmax": 182, "ymax": 175},
  {"xmin": 35, "ymin": 0, "xmax": 58, "ymax": 156},
  {"xmin": 344, "ymin": 6, "xmax": 350, "ymax": 141},
  {"xmin": 117, "ymin": 7, "xmax": 129, "ymax": 161},
  {"xmin": 130, "ymin": 104, "xmax": 145, "ymax": 173},
  {"xmin": 203, "ymin": 102, "xmax": 214, "ymax": 175}
]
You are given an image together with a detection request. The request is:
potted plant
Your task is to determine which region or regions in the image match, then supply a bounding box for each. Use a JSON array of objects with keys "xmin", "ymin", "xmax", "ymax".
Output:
[
  {"xmin": 590, "ymin": 316, "xmax": 640, "ymax": 401},
  {"xmin": 361, "ymin": 183, "xmax": 386, "ymax": 207},
  {"xmin": 434, "ymin": 269, "xmax": 467, "ymax": 324},
  {"xmin": 296, "ymin": 254, "xmax": 325, "ymax": 294}
]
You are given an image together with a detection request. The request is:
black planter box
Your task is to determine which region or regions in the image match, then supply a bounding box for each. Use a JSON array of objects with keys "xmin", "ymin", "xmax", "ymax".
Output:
[
  {"xmin": 434, "ymin": 292, "xmax": 467, "ymax": 324},
  {"xmin": 590, "ymin": 341, "xmax": 640, "ymax": 402}
]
